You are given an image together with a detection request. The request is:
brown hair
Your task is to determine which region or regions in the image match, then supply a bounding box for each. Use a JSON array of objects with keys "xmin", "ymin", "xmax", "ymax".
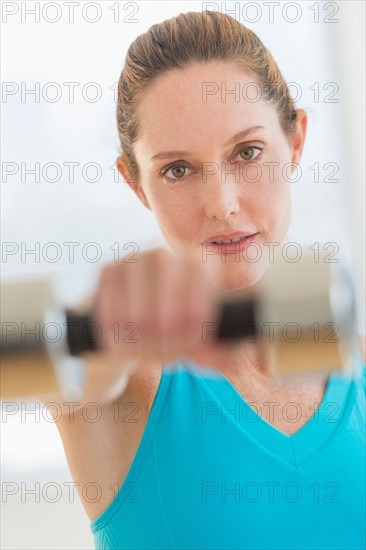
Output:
[{"xmin": 116, "ymin": 10, "xmax": 298, "ymax": 182}]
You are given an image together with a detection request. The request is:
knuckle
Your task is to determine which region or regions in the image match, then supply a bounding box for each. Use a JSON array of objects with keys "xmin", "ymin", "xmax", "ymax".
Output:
[{"xmin": 99, "ymin": 264, "xmax": 115, "ymax": 286}]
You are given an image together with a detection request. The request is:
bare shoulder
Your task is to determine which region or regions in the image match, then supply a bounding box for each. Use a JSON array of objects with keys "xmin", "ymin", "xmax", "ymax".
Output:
[
  {"xmin": 358, "ymin": 333, "xmax": 366, "ymax": 364},
  {"xmin": 53, "ymin": 360, "xmax": 163, "ymax": 521},
  {"xmin": 126, "ymin": 359, "xmax": 164, "ymax": 411}
]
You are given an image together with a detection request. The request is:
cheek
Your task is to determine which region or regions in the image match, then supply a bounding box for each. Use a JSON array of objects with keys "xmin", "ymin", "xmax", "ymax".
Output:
[
  {"xmin": 148, "ymin": 188, "xmax": 200, "ymax": 243},
  {"xmin": 243, "ymin": 155, "xmax": 292, "ymax": 233},
  {"xmin": 263, "ymin": 167, "xmax": 292, "ymax": 237}
]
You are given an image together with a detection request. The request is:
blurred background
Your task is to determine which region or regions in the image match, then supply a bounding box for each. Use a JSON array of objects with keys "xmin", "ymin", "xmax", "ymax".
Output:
[{"xmin": 1, "ymin": 1, "xmax": 365, "ymax": 548}]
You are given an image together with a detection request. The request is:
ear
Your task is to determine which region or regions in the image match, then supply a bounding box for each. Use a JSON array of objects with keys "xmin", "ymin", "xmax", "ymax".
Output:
[
  {"xmin": 289, "ymin": 108, "xmax": 308, "ymax": 168},
  {"xmin": 116, "ymin": 159, "xmax": 152, "ymax": 211}
]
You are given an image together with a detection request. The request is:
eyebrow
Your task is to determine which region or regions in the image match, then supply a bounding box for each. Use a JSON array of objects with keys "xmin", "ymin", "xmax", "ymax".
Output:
[{"xmin": 150, "ymin": 125, "xmax": 265, "ymax": 161}]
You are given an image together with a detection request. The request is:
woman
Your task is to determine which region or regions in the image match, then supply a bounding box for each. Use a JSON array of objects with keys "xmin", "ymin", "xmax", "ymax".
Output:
[{"xmin": 54, "ymin": 11, "xmax": 365, "ymax": 549}]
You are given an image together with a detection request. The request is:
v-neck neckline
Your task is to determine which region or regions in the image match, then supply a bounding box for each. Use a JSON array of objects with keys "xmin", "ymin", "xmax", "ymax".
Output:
[{"xmin": 194, "ymin": 354, "xmax": 358, "ymax": 468}]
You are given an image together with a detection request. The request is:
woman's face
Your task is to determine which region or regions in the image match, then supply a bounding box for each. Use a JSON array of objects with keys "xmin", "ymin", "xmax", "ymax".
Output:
[{"xmin": 121, "ymin": 61, "xmax": 307, "ymax": 290}]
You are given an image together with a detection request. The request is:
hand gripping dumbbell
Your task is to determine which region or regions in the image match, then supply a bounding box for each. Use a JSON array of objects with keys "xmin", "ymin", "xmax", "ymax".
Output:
[{"xmin": 0, "ymin": 250, "xmax": 357, "ymax": 401}]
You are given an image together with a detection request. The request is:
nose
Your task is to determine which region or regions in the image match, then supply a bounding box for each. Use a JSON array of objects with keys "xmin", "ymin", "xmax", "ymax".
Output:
[{"xmin": 202, "ymin": 172, "xmax": 240, "ymax": 220}]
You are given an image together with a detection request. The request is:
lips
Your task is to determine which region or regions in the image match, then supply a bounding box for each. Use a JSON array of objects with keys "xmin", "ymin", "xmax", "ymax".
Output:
[{"xmin": 203, "ymin": 231, "xmax": 258, "ymax": 244}]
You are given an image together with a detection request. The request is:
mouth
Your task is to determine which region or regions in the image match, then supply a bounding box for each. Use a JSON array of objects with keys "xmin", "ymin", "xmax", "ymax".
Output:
[
  {"xmin": 202, "ymin": 232, "xmax": 259, "ymax": 255},
  {"xmin": 203, "ymin": 231, "xmax": 258, "ymax": 245}
]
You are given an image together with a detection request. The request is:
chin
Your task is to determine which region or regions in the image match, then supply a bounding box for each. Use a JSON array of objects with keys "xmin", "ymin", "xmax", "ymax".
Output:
[{"xmin": 209, "ymin": 261, "xmax": 267, "ymax": 291}]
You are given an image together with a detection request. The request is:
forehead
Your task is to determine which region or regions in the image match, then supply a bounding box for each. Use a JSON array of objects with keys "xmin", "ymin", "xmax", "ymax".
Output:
[{"xmin": 134, "ymin": 61, "xmax": 279, "ymax": 159}]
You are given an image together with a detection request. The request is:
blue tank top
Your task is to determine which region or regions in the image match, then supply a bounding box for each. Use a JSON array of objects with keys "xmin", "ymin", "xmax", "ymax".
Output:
[{"xmin": 90, "ymin": 350, "xmax": 366, "ymax": 549}]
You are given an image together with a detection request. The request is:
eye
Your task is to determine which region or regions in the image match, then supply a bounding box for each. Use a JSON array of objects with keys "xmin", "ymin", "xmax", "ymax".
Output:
[
  {"xmin": 160, "ymin": 162, "xmax": 192, "ymax": 182},
  {"xmin": 236, "ymin": 145, "xmax": 263, "ymax": 162}
]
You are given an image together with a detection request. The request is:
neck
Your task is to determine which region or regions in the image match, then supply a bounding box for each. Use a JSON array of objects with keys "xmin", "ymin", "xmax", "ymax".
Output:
[
  {"xmin": 190, "ymin": 332, "xmax": 277, "ymax": 388},
  {"xmin": 215, "ymin": 338, "xmax": 278, "ymax": 385},
  {"xmin": 217, "ymin": 339, "xmax": 329, "ymax": 395}
]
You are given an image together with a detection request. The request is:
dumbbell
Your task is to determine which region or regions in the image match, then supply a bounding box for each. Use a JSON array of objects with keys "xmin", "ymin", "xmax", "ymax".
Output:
[{"xmin": 0, "ymin": 250, "xmax": 357, "ymax": 400}]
